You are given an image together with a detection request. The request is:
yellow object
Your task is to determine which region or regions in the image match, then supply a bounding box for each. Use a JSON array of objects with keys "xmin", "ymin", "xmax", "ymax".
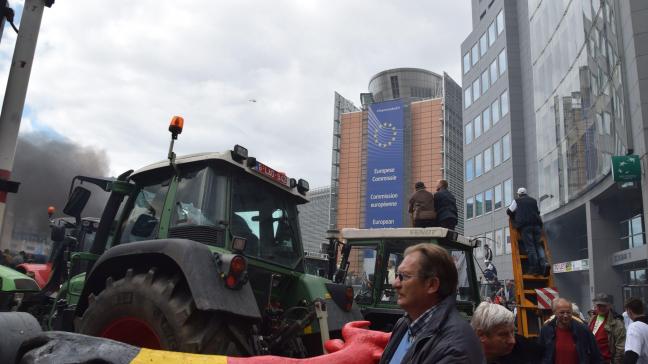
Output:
[
  {"xmin": 131, "ymin": 348, "xmax": 228, "ymax": 364},
  {"xmin": 509, "ymin": 220, "xmax": 556, "ymax": 337}
]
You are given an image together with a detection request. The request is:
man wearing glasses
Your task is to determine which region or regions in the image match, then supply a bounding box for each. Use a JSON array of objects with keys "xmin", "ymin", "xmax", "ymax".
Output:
[
  {"xmin": 539, "ymin": 298, "xmax": 602, "ymax": 363},
  {"xmin": 379, "ymin": 243, "xmax": 485, "ymax": 364}
]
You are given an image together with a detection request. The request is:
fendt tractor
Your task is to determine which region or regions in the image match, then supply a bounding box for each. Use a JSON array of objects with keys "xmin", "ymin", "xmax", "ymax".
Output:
[
  {"xmin": 327, "ymin": 227, "xmax": 481, "ymax": 331},
  {"xmin": 34, "ymin": 116, "xmax": 361, "ymax": 357}
]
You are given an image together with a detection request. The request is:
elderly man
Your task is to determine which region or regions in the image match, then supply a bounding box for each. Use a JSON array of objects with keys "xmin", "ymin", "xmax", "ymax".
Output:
[
  {"xmin": 379, "ymin": 243, "xmax": 484, "ymax": 364},
  {"xmin": 539, "ymin": 298, "xmax": 602, "ymax": 364},
  {"xmin": 624, "ymin": 297, "xmax": 648, "ymax": 364},
  {"xmin": 472, "ymin": 301, "xmax": 543, "ymax": 363},
  {"xmin": 588, "ymin": 293, "xmax": 625, "ymax": 364}
]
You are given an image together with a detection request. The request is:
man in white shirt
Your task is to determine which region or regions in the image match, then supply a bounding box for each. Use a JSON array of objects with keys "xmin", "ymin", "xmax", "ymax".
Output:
[{"xmin": 624, "ymin": 297, "xmax": 648, "ymax": 364}]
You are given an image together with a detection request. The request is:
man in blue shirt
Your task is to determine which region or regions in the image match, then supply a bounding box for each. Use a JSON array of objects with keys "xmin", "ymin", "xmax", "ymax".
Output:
[{"xmin": 379, "ymin": 243, "xmax": 485, "ymax": 364}]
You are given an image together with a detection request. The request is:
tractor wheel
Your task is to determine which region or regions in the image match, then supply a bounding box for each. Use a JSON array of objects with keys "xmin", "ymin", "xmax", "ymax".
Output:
[{"xmin": 77, "ymin": 268, "xmax": 251, "ymax": 355}]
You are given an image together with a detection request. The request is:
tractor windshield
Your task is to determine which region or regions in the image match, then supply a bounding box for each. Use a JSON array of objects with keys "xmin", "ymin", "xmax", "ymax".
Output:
[
  {"xmin": 230, "ymin": 172, "xmax": 303, "ymax": 268},
  {"xmin": 119, "ymin": 177, "xmax": 170, "ymax": 243},
  {"xmin": 344, "ymin": 240, "xmax": 478, "ymax": 306}
]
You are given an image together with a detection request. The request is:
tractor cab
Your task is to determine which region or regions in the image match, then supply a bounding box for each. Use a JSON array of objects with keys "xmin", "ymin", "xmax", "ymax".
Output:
[{"xmin": 334, "ymin": 227, "xmax": 480, "ymax": 331}]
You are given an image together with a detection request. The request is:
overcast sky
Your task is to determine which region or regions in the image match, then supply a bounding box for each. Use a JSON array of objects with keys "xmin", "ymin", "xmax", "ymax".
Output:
[{"xmin": 1, "ymin": 1, "xmax": 472, "ymax": 188}]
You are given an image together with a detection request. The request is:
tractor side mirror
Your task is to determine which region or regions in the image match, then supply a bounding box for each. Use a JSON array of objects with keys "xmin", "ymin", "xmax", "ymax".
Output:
[
  {"xmin": 63, "ymin": 186, "xmax": 91, "ymax": 219},
  {"xmin": 50, "ymin": 225, "xmax": 66, "ymax": 242},
  {"xmin": 131, "ymin": 214, "xmax": 158, "ymax": 237}
]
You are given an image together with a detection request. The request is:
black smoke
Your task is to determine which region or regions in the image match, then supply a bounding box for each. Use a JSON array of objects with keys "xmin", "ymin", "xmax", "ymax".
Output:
[{"xmin": 3, "ymin": 132, "xmax": 111, "ymax": 246}]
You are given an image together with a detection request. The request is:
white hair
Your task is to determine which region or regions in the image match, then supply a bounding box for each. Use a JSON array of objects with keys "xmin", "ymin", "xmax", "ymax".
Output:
[{"xmin": 471, "ymin": 302, "xmax": 515, "ymax": 334}]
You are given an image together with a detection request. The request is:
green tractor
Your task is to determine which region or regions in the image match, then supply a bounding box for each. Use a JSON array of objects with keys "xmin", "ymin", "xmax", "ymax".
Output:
[
  {"xmin": 0, "ymin": 264, "xmax": 40, "ymax": 311},
  {"xmin": 329, "ymin": 227, "xmax": 481, "ymax": 331},
  {"xmin": 42, "ymin": 117, "xmax": 361, "ymax": 357}
]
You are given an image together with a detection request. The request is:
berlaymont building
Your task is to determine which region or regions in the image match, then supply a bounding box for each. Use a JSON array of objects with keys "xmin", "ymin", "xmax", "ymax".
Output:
[{"xmin": 463, "ymin": 0, "xmax": 648, "ymax": 312}]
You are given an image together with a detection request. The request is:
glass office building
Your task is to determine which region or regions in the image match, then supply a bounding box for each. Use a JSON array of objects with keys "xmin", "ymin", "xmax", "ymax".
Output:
[{"xmin": 463, "ymin": 0, "xmax": 648, "ymax": 310}]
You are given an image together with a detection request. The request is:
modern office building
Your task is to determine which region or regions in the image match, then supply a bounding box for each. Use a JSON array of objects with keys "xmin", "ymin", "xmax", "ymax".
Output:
[
  {"xmin": 330, "ymin": 68, "xmax": 464, "ymax": 233},
  {"xmin": 463, "ymin": 0, "xmax": 648, "ymax": 310},
  {"xmin": 298, "ymin": 185, "xmax": 331, "ymax": 254}
]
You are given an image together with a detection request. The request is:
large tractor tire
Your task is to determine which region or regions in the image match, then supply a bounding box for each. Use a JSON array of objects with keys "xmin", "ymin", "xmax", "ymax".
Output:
[
  {"xmin": 77, "ymin": 267, "xmax": 252, "ymax": 355},
  {"xmin": 0, "ymin": 312, "xmax": 42, "ymax": 364}
]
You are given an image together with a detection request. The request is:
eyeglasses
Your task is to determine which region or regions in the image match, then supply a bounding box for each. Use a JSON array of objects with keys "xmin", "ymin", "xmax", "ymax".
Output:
[{"xmin": 395, "ymin": 271, "xmax": 430, "ymax": 281}]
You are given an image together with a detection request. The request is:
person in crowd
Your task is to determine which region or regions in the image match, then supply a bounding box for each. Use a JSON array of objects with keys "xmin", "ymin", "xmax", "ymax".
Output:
[
  {"xmin": 484, "ymin": 260, "xmax": 498, "ymax": 283},
  {"xmin": 503, "ymin": 280, "xmax": 515, "ymax": 309},
  {"xmin": 386, "ymin": 260, "xmax": 396, "ymax": 285},
  {"xmin": 472, "ymin": 301, "xmax": 543, "ymax": 363},
  {"xmin": 379, "ymin": 243, "xmax": 484, "ymax": 364},
  {"xmin": 623, "ymin": 297, "xmax": 648, "ymax": 364},
  {"xmin": 484, "ymin": 243, "xmax": 494, "ymax": 262},
  {"xmin": 539, "ymin": 297, "xmax": 602, "ymax": 364},
  {"xmin": 433, "ymin": 179, "xmax": 458, "ymax": 230},
  {"xmin": 588, "ymin": 293, "xmax": 626, "ymax": 364},
  {"xmin": 506, "ymin": 187, "xmax": 549, "ymax": 276},
  {"xmin": 408, "ymin": 182, "xmax": 436, "ymax": 228}
]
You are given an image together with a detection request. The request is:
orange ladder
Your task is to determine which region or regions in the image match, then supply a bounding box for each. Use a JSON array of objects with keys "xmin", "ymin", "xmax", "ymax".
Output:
[{"xmin": 509, "ymin": 220, "xmax": 556, "ymax": 337}]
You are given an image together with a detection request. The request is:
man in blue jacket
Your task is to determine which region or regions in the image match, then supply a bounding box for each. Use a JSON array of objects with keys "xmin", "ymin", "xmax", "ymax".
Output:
[
  {"xmin": 539, "ymin": 298, "xmax": 602, "ymax": 364},
  {"xmin": 379, "ymin": 243, "xmax": 484, "ymax": 364}
]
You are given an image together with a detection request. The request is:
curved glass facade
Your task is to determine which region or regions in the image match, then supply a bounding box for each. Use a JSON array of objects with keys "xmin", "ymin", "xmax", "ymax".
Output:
[
  {"xmin": 530, "ymin": 0, "xmax": 627, "ymax": 213},
  {"xmin": 368, "ymin": 68, "xmax": 443, "ymax": 102}
]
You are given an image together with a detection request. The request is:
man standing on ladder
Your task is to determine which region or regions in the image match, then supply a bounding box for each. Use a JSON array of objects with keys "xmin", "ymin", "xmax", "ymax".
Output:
[{"xmin": 506, "ymin": 187, "xmax": 549, "ymax": 276}]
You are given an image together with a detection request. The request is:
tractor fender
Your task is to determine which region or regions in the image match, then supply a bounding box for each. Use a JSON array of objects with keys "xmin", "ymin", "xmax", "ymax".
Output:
[{"xmin": 75, "ymin": 238, "xmax": 261, "ymax": 321}]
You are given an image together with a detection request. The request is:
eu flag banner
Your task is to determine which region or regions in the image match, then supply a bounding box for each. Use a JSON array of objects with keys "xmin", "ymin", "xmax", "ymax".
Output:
[{"xmin": 365, "ymin": 99, "xmax": 404, "ymax": 228}]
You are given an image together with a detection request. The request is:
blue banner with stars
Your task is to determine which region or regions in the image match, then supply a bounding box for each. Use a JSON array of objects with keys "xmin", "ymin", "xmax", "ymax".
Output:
[{"xmin": 365, "ymin": 99, "xmax": 404, "ymax": 228}]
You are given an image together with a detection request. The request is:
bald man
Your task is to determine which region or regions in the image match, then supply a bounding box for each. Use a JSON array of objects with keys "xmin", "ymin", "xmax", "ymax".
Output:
[{"xmin": 539, "ymin": 298, "xmax": 602, "ymax": 363}]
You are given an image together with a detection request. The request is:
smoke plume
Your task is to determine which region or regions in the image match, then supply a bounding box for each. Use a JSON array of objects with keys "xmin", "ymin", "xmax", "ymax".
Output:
[{"xmin": 2, "ymin": 132, "xmax": 110, "ymax": 249}]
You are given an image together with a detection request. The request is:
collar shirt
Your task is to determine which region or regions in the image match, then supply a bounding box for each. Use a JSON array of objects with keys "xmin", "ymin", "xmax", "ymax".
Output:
[{"xmin": 408, "ymin": 304, "xmax": 439, "ymax": 340}]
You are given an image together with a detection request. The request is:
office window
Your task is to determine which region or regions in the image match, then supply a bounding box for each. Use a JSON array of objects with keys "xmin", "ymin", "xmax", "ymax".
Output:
[
  {"xmin": 498, "ymin": 49, "xmax": 507, "ymax": 75},
  {"xmin": 480, "ymin": 32, "xmax": 488, "ymax": 57},
  {"xmin": 496, "ymin": 229, "xmax": 504, "ymax": 256},
  {"xmin": 484, "ymin": 146, "xmax": 492, "ymax": 172},
  {"xmin": 466, "ymin": 158, "xmax": 474, "ymax": 181},
  {"xmin": 471, "ymin": 43, "xmax": 479, "ymax": 66},
  {"xmin": 493, "ymin": 140, "xmax": 502, "ymax": 166},
  {"xmin": 482, "ymin": 106, "xmax": 491, "ymax": 132},
  {"xmin": 489, "ymin": 60, "xmax": 498, "ymax": 85},
  {"xmin": 496, "ymin": 11, "xmax": 505, "ymax": 35},
  {"xmin": 466, "ymin": 197, "xmax": 474, "ymax": 219},
  {"xmin": 491, "ymin": 98, "xmax": 500, "ymax": 124},
  {"xmin": 481, "ymin": 70, "xmax": 490, "ymax": 94},
  {"xmin": 475, "ymin": 193, "xmax": 484, "ymax": 217},
  {"xmin": 504, "ymin": 178, "xmax": 512, "ymax": 206},
  {"xmin": 474, "ymin": 115, "xmax": 482, "ymax": 139},
  {"xmin": 464, "ymin": 88, "xmax": 472, "ymax": 109},
  {"xmin": 475, "ymin": 152, "xmax": 483, "ymax": 177},
  {"xmin": 390, "ymin": 76, "xmax": 400, "ymax": 98},
  {"xmin": 465, "ymin": 121, "xmax": 473, "ymax": 145},
  {"xmin": 463, "ymin": 52, "xmax": 471, "ymax": 74},
  {"xmin": 623, "ymin": 215, "xmax": 645, "ymax": 249},
  {"xmin": 487, "ymin": 231, "xmax": 496, "ymax": 255},
  {"xmin": 488, "ymin": 22, "xmax": 496, "ymax": 46},
  {"xmin": 501, "ymin": 90, "xmax": 509, "ymax": 116},
  {"xmin": 494, "ymin": 183, "xmax": 502, "ymax": 209},
  {"xmin": 472, "ymin": 79, "xmax": 481, "ymax": 100},
  {"xmin": 502, "ymin": 133, "xmax": 511, "ymax": 161},
  {"xmin": 485, "ymin": 189, "xmax": 493, "ymax": 213}
]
